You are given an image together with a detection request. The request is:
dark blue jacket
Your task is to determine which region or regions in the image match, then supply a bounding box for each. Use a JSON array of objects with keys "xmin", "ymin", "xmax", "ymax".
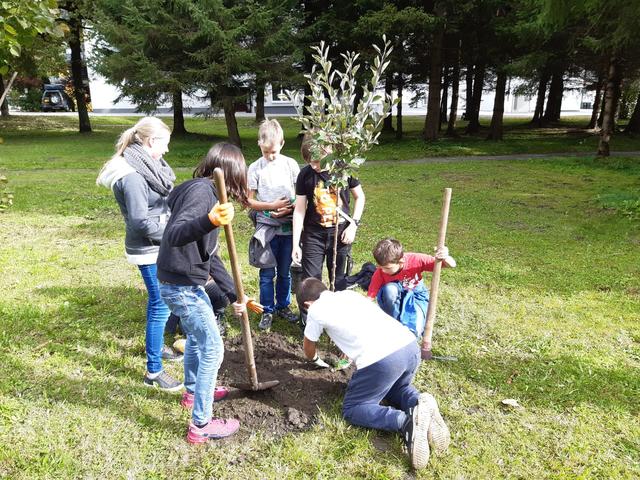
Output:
[{"xmin": 157, "ymin": 178, "xmax": 231, "ymax": 288}]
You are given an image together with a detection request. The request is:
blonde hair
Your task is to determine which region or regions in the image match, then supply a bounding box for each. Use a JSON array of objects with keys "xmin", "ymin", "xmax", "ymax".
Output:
[
  {"xmin": 114, "ymin": 117, "xmax": 171, "ymax": 157},
  {"xmin": 258, "ymin": 119, "xmax": 284, "ymax": 147}
]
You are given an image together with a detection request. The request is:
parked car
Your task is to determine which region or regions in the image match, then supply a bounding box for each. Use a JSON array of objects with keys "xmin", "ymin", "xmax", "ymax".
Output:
[{"xmin": 41, "ymin": 85, "xmax": 75, "ymax": 112}]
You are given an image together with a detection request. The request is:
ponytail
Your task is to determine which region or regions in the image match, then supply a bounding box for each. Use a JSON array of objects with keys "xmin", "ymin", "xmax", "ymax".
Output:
[{"xmin": 114, "ymin": 127, "xmax": 139, "ymax": 157}]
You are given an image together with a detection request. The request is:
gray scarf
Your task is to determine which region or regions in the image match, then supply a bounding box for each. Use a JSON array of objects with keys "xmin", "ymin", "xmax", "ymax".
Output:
[{"xmin": 122, "ymin": 142, "xmax": 175, "ymax": 196}]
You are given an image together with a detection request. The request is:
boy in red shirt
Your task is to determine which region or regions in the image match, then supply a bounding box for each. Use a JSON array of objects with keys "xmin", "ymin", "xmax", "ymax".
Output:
[{"xmin": 368, "ymin": 238, "xmax": 456, "ymax": 337}]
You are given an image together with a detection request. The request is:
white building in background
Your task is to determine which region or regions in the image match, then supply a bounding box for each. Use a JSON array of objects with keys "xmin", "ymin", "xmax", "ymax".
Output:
[{"xmin": 86, "ymin": 47, "xmax": 595, "ymax": 116}]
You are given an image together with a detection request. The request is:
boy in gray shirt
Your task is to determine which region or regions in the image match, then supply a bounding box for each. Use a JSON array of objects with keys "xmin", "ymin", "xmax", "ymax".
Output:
[{"xmin": 247, "ymin": 119, "xmax": 300, "ymax": 330}]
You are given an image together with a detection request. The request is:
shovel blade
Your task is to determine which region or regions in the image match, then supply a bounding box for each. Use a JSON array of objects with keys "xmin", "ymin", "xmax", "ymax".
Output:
[{"xmin": 232, "ymin": 379, "xmax": 280, "ymax": 391}]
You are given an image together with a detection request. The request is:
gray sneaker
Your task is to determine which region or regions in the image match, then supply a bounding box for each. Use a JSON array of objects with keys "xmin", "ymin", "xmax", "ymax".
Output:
[
  {"xmin": 143, "ymin": 371, "xmax": 183, "ymax": 393},
  {"xmin": 161, "ymin": 344, "xmax": 183, "ymax": 362},
  {"xmin": 258, "ymin": 312, "xmax": 273, "ymax": 331},
  {"xmin": 276, "ymin": 306, "xmax": 298, "ymax": 324}
]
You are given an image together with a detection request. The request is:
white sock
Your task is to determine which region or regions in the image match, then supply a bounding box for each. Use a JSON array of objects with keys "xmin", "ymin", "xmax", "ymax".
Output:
[{"xmin": 147, "ymin": 370, "xmax": 162, "ymax": 379}]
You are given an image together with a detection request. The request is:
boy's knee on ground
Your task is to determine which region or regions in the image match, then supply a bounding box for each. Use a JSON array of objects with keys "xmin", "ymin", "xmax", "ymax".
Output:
[{"xmin": 380, "ymin": 282, "xmax": 402, "ymax": 302}]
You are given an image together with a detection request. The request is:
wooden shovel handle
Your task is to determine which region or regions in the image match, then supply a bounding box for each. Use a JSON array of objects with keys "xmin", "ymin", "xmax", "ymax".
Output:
[
  {"xmin": 421, "ymin": 188, "xmax": 452, "ymax": 359},
  {"xmin": 213, "ymin": 168, "xmax": 259, "ymax": 389}
]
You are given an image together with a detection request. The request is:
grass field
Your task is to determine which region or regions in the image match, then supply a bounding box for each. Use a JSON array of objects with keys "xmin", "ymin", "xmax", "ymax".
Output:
[{"xmin": 0, "ymin": 115, "xmax": 639, "ymax": 479}]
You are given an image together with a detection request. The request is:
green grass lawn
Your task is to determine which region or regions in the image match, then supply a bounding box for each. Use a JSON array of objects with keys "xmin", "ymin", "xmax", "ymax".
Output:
[
  {"xmin": 1, "ymin": 114, "xmax": 639, "ymax": 171},
  {"xmin": 0, "ymin": 116, "xmax": 639, "ymax": 479}
]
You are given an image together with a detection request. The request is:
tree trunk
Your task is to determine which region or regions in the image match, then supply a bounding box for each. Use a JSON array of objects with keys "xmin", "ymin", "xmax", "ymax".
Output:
[
  {"xmin": 587, "ymin": 76, "xmax": 603, "ymax": 129},
  {"xmin": 68, "ymin": 14, "xmax": 91, "ymax": 133},
  {"xmin": 0, "ymin": 74, "xmax": 10, "ymax": 117},
  {"xmin": 464, "ymin": 63, "xmax": 473, "ymax": 119},
  {"xmin": 382, "ymin": 75, "xmax": 394, "ymax": 132},
  {"xmin": 597, "ymin": 56, "xmax": 623, "ymax": 157},
  {"xmin": 298, "ymin": 78, "xmax": 313, "ymax": 138},
  {"xmin": 396, "ymin": 76, "xmax": 404, "ymax": 140},
  {"xmin": 624, "ymin": 93, "xmax": 640, "ymax": 134},
  {"xmin": 439, "ymin": 66, "xmax": 449, "ymax": 127},
  {"xmin": 446, "ymin": 43, "xmax": 460, "ymax": 136},
  {"xmin": 543, "ymin": 69, "xmax": 564, "ymax": 123},
  {"xmin": 255, "ymin": 78, "xmax": 265, "ymax": 123},
  {"xmin": 465, "ymin": 62, "xmax": 485, "ymax": 134},
  {"xmin": 531, "ymin": 70, "xmax": 549, "ymax": 126},
  {"xmin": 487, "ymin": 71, "xmax": 507, "ymax": 141},
  {"xmin": 0, "ymin": 75, "xmax": 9, "ymax": 118},
  {"xmin": 596, "ymin": 91, "xmax": 606, "ymax": 128},
  {"xmin": 172, "ymin": 90, "xmax": 187, "ymax": 135},
  {"xmin": 423, "ymin": 6, "xmax": 445, "ymax": 141},
  {"xmin": 222, "ymin": 93, "xmax": 242, "ymax": 148}
]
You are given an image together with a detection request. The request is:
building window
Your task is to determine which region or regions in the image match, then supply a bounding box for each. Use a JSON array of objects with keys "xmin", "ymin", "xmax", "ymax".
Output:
[{"xmin": 271, "ymin": 84, "xmax": 290, "ymax": 102}]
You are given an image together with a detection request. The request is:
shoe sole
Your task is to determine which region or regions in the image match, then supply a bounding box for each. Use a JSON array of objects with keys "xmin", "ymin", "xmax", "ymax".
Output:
[
  {"xmin": 144, "ymin": 381, "xmax": 184, "ymax": 393},
  {"xmin": 186, "ymin": 431, "xmax": 238, "ymax": 443},
  {"xmin": 186, "ymin": 426, "xmax": 240, "ymax": 444},
  {"xmin": 411, "ymin": 394, "xmax": 432, "ymax": 469},
  {"xmin": 424, "ymin": 394, "xmax": 451, "ymax": 455}
]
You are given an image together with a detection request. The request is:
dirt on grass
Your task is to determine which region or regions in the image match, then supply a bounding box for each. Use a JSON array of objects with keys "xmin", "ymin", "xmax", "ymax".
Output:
[{"xmin": 215, "ymin": 331, "xmax": 352, "ymax": 436}]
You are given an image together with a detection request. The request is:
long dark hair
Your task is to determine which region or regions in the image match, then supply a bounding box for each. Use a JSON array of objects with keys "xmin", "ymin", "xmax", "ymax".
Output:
[{"xmin": 194, "ymin": 142, "xmax": 248, "ymax": 206}]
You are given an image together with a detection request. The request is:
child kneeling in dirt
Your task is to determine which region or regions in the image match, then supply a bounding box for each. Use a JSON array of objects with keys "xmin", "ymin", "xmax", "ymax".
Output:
[
  {"xmin": 298, "ymin": 277, "xmax": 450, "ymax": 469},
  {"xmin": 368, "ymin": 238, "xmax": 456, "ymax": 339}
]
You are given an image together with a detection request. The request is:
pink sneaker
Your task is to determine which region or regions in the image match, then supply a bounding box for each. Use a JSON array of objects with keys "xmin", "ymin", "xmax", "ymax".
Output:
[
  {"xmin": 180, "ymin": 387, "xmax": 230, "ymax": 409},
  {"xmin": 187, "ymin": 418, "xmax": 240, "ymax": 443}
]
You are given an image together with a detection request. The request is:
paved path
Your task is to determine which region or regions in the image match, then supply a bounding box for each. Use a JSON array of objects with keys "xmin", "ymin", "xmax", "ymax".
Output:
[{"xmin": 375, "ymin": 150, "xmax": 640, "ymax": 165}]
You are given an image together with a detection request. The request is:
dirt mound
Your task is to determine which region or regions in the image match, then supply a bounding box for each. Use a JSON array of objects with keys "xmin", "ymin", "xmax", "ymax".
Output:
[{"xmin": 215, "ymin": 332, "xmax": 352, "ymax": 435}]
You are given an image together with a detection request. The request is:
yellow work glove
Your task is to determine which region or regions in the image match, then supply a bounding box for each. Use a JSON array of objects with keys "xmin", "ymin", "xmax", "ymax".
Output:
[
  {"xmin": 208, "ymin": 201, "xmax": 234, "ymax": 227},
  {"xmin": 247, "ymin": 298, "xmax": 264, "ymax": 314}
]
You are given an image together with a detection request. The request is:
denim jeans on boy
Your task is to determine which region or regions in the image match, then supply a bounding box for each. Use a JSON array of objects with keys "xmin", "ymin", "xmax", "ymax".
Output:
[
  {"xmin": 376, "ymin": 281, "xmax": 429, "ymax": 338},
  {"xmin": 138, "ymin": 264, "xmax": 170, "ymax": 374},
  {"xmin": 159, "ymin": 283, "xmax": 224, "ymax": 426},
  {"xmin": 342, "ymin": 341, "xmax": 420, "ymax": 432},
  {"xmin": 259, "ymin": 234, "xmax": 293, "ymax": 314}
]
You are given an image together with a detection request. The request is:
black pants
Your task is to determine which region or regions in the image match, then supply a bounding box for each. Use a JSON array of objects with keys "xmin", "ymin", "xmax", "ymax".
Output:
[
  {"xmin": 301, "ymin": 224, "xmax": 351, "ymax": 291},
  {"xmin": 165, "ymin": 280, "xmax": 229, "ymax": 335}
]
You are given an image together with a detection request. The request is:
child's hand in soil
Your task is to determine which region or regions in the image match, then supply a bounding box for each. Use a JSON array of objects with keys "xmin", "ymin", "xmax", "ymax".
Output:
[{"xmin": 307, "ymin": 354, "xmax": 330, "ymax": 369}]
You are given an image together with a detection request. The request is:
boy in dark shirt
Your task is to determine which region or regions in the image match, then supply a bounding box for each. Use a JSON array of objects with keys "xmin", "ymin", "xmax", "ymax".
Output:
[{"xmin": 291, "ymin": 133, "xmax": 365, "ymax": 291}]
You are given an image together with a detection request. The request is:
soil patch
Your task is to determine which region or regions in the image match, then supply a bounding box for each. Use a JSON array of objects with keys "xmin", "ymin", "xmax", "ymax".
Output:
[{"xmin": 216, "ymin": 331, "xmax": 352, "ymax": 436}]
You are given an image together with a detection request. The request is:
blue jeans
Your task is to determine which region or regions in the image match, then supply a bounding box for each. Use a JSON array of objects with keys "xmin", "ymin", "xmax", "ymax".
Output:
[
  {"xmin": 342, "ymin": 341, "xmax": 420, "ymax": 432},
  {"xmin": 259, "ymin": 235, "xmax": 293, "ymax": 314},
  {"xmin": 138, "ymin": 264, "xmax": 170, "ymax": 374},
  {"xmin": 159, "ymin": 283, "xmax": 224, "ymax": 425},
  {"xmin": 377, "ymin": 282, "xmax": 429, "ymax": 338}
]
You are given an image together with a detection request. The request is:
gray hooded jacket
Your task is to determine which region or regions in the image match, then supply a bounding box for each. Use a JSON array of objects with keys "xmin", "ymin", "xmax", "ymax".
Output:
[{"xmin": 97, "ymin": 156, "xmax": 170, "ymax": 264}]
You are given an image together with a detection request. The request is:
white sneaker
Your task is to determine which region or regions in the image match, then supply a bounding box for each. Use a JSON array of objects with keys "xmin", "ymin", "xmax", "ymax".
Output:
[{"xmin": 421, "ymin": 392, "xmax": 451, "ymax": 455}]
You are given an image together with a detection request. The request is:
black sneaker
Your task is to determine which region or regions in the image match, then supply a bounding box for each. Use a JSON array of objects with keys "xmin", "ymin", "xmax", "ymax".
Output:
[
  {"xmin": 258, "ymin": 312, "xmax": 273, "ymax": 331},
  {"xmin": 402, "ymin": 395, "xmax": 431, "ymax": 469},
  {"xmin": 276, "ymin": 306, "xmax": 298, "ymax": 324},
  {"xmin": 161, "ymin": 344, "xmax": 183, "ymax": 362},
  {"xmin": 143, "ymin": 371, "xmax": 183, "ymax": 393}
]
